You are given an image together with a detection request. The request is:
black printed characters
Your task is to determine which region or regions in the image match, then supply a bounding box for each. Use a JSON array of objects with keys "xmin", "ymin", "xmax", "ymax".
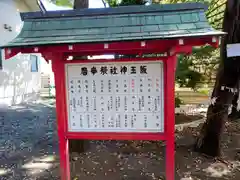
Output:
[
  {"xmin": 140, "ymin": 65, "xmax": 147, "ymax": 74},
  {"xmin": 80, "ymin": 65, "xmax": 148, "ymax": 75},
  {"xmin": 110, "ymin": 66, "xmax": 118, "ymax": 75},
  {"xmin": 81, "ymin": 67, "xmax": 88, "ymax": 76},
  {"xmin": 120, "ymin": 66, "xmax": 127, "ymax": 74},
  {"xmin": 91, "ymin": 66, "xmax": 97, "ymax": 75},
  {"xmin": 100, "ymin": 66, "xmax": 108, "ymax": 75}
]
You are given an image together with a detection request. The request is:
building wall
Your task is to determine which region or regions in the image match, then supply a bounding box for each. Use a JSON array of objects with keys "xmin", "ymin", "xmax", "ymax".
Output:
[
  {"xmin": 0, "ymin": 0, "xmax": 43, "ymax": 106},
  {"xmin": 14, "ymin": 0, "xmax": 40, "ymax": 12}
]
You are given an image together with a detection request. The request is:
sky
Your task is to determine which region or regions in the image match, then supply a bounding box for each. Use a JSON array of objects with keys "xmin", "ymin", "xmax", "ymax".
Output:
[{"xmin": 42, "ymin": 0, "xmax": 105, "ymax": 10}]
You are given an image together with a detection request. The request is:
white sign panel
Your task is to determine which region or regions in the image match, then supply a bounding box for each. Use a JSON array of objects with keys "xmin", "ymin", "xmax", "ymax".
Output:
[
  {"xmin": 65, "ymin": 61, "xmax": 164, "ymax": 133},
  {"xmin": 227, "ymin": 43, "xmax": 240, "ymax": 57}
]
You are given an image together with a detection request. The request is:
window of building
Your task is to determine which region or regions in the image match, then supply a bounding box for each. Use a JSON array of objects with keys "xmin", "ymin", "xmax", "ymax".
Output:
[{"xmin": 30, "ymin": 55, "xmax": 38, "ymax": 72}]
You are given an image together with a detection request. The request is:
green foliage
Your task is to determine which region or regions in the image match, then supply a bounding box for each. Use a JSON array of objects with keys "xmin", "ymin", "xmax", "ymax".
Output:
[
  {"xmin": 119, "ymin": 0, "xmax": 146, "ymax": 6},
  {"xmin": 198, "ymin": 88, "xmax": 210, "ymax": 95},
  {"xmin": 175, "ymin": 95, "xmax": 184, "ymax": 107},
  {"xmin": 53, "ymin": 0, "xmax": 147, "ymax": 8},
  {"xmin": 175, "ymin": 46, "xmax": 220, "ymax": 90},
  {"xmin": 49, "ymin": 0, "xmax": 73, "ymax": 7},
  {"xmin": 206, "ymin": 0, "xmax": 226, "ymax": 30},
  {"xmin": 161, "ymin": 0, "xmax": 225, "ymax": 90},
  {"xmin": 107, "ymin": 0, "xmax": 118, "ymax": 7},
  {"xmin": 106, "ymin": 0, "xmax": 146, "ymax": 7},
  {"xmin": 176, "ymin": 55, "xmax": 204, "ymax": 90},
  {"xmin": 161, "ymin": 0, "xmax": 209, "ymax": 4},
  {"xmin": 159, "ymin": 0, "xmax": 226, "ymax": 30}
]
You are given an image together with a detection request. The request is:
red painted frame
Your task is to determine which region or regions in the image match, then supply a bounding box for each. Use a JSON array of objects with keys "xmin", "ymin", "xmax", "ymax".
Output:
[
  {"xmin": 3, "ymin": 36, "xmax": 220, "ymax": 180},
  {"xmin": 4, "ymin": 37, "xmax": 219, "ymax": 60},
  {"xmin": 65, "ymin": 57, "xmax": 169, "ymax": 140},
  {"xmin": 51, "ymin": 56, "xmax": 176, "ymax": 180}
]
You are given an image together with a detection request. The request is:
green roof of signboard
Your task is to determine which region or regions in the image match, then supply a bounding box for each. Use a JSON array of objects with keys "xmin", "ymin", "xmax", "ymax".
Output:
[{"xmin": 2, "ymin": 3, "xmax": 224, "ymax": 48}]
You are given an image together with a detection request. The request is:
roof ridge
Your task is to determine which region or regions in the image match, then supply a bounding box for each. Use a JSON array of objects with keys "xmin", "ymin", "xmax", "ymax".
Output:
[{"xmin": 21, "ymin": 2, "xmax": 207, "ymax": 20}]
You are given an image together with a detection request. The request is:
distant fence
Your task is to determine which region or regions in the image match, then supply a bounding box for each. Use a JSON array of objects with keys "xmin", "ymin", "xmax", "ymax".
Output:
[
  {"xmin": 40, "ymin": 74, "xmax": 55, "ymax": 98},
  {"xmin": 175, "ymin": 88, "xmax": 210, "ymax": 105}
]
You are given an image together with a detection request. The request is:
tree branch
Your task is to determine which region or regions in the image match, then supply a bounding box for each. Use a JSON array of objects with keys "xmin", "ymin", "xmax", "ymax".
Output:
[{"xmin": 101, "ymin": 0, "xmax": 107, "ymax": 7}]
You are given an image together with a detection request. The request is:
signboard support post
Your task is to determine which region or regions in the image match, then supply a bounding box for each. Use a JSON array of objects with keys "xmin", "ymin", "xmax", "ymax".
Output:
[
  {"xmin": 52, "ymin": 57, "xmax": 70, "ymax": 180},
  {"xmin": 165, "ymin": 56, "xmax": 177, "ymax": 180}
]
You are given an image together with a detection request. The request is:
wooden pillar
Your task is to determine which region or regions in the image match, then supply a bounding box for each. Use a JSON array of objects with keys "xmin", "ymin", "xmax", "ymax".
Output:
[
  {"xmin": 165, "ymin": 55, "xmax": 176, "ymax": 180},
  {"xmin": 52, "ymin": 56, "xmax": 70, "ymax": 180}
]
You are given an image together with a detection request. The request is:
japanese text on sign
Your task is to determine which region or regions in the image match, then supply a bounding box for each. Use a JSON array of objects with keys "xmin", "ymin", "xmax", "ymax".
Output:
[
  {"xmin": 80, "ymin": 65, "xmax": 148, "ymax": 76},
  {"xmin": 66, "ymin": 61, "xmax": 164, "ymax": 133}
]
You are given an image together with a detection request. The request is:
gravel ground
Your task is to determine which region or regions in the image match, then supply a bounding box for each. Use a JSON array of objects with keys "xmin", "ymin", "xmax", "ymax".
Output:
[
  {"xmin": 0, "ymin": 101, "xmax": 239, "ymax": 180},
  {"xmin": 0, "ymin": 102, "xmax": 59, "ymax": 180}
]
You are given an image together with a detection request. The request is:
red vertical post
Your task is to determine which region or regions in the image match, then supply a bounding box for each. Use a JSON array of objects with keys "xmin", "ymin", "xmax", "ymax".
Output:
[
  {"xmin": 165, "ymin": 55, "xmax": 176, "ymax": 180},
  {"xmin": 52, "ymin": 56, "xmax": 70, "ymax": 180}
]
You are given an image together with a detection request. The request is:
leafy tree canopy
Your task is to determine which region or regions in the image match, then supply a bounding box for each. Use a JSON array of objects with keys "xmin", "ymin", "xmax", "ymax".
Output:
[
  {"xmin": 106, "ymin": 0, "xmax": 146, "ymax": 7},
  {"xmin": 49, "ymin": 0, "xmax": 73, "ymax": 7}
]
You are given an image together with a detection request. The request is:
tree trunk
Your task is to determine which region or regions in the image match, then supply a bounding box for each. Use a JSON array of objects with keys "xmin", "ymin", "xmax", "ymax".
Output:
[
  {"xmin": 73, "ymin": 0, "xmax": 88, "ymax": 9},
  {"xmin": 194, "ymin": 0, "xmax": 240, "ymax": 157},
  {"xmin": 229, "ymin": 84, "xmax": 240, "ymax": 120},
  {"xmin": 69, "ymin": 0, "xmax": 89, "ymax": 154}
]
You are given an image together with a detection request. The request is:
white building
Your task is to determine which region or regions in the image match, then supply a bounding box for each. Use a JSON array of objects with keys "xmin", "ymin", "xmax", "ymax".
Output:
[{"xmin": 0, "ymin": 0, "xmax": 52, "ymax": 106}]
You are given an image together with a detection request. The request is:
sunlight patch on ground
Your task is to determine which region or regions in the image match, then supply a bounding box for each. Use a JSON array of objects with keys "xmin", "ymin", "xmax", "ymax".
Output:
[
  {"xmin": 0, "ymin": 168, "xmax": 10, "ymax": 176},
  {"xmin": 10, "ymin": 105, "xmax": 41, "ymax": 113},
  {"xmin": 180, "ymin": 177, "xmax": 194, "ymax": 180},
  {"xmin": 22, "ymin": 162, "xmax": 52, "ymax": 175},
  {"xmin": 180, "ymin": 172, "xmax": 195, "ymax": 180},
  {"xmin": 17, "ymin": 108, "xmax": 41, "ymax": 113},
  {"xmin": 181, "ymin": 161, "xmax": 240, "ymax": 179},
  {"xmin": 22, "ymin": 155, "xmax": 56, "ymax": 175},
  {"xmin": 34, "ymin": 155, "xmax": 56, "ymax": 163},
  {"xmin": 231, "ymin": 160, "xmax": 240, "ymax": 169},
  {"xmin": 203, "ymin": 160, "xmax": 240, "ymax": 178},
  {"xmin": 175, "ymin": 119, "xmax": 204, "ymax": 132},
  {"xmin": 10, "ymin": 105, "xmax": 28, "ymax": 110},
  {"xmin": 36, "ymin": 99, "xmax": 56, "ymax": 108},
  {"xmin": 22, "ymin": 162, "xmax": 52, "ymax": 170},
  {"xmin": 203, "ymin": 162, "xmax": 231, "ymax": 178}
]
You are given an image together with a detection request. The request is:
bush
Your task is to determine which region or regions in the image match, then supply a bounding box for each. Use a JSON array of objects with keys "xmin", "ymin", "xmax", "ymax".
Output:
[
  {"xmin": 175, "ymin": 95, "xmax": 184, "ymax": 108},
  {"xmin": 198, "ymin": 89, "xmax": 210, "ymax": 95}
]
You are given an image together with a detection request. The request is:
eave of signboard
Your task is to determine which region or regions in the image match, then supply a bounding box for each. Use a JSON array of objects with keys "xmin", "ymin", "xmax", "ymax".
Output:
[
  {"xmin": 4, "ymin": 35, "xmax": 220, "ymax": 62},
  {"xmin": 2, "ymin": 3, "xmax": 223, "ymax": 61}
]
